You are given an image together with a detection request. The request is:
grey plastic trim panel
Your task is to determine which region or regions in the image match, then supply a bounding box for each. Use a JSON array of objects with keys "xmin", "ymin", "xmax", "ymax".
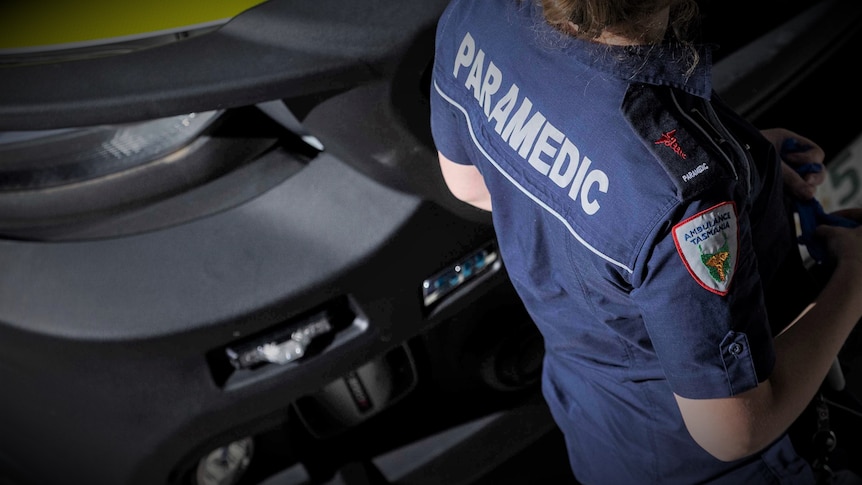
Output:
[
  {"xmin": 713, "ymin": 0, "xmax": 862, "ymax": 118},
  {"xmin": 0, "ymin": 152, "xmax": 421, "ymax": 340},
  {"xmin": 0, "ymin": 0, "xmax": 450, "ymax": 130}
]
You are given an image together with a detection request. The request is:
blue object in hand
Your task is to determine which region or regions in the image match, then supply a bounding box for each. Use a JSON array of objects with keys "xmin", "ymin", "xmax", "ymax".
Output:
[
  {"xmin": 782, "ymin": 137, "xmax": 814, "ymax": 156},
  {"xmin": 792, "ymin": 162, "xmax": 858, "ymax": 264}
]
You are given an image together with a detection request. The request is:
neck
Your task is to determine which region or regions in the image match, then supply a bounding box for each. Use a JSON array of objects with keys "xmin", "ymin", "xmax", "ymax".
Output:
[{"xmin": 594, "ymin": 6, "xmax": 670, "ymax": 46}]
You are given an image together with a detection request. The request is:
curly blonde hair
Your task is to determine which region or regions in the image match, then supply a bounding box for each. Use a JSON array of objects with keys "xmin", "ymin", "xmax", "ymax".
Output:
[{"xmin": 539, "ymin": 0, "xmax": 699, "ymax": 43}]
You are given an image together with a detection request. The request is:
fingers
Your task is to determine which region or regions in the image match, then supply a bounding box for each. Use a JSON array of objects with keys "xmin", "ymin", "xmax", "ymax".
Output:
[
  {"xmin": 828, "ymin": 208, "xmax": 862, "ymax": 223},
  {"xmin": 774, "ymin": 129, "xmax": 827, "ymax": 200},
  {"xmin": 781, "ymin": 163, "xmax": 817, "ymax": 200},
  {"xmin": 765, "ymin": 127, "xmax": 826, "ymax": 165},
  {"xmin": 760, "ymin": 127, "xmax": 793, "ymax": 146},
  {"xmin": 780, "ymin": 135, "xmax": 825, "ymax": 171},
  {"xmin": 804, "ymin": 169, "xmax": 827, "ymax": 188},
  {"xmin": 782, "ymin": 148, "xmax": 826, "ymax": 169}
]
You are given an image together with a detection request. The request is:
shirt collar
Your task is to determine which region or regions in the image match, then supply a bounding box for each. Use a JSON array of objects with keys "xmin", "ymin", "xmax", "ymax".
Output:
[
  {"xmin": 568, "ymin": 39, "xmax": 714, "ymax": 99},
  {"xmin": 528, "ymin": 3, "xmax": 714, "ymax": 99}
]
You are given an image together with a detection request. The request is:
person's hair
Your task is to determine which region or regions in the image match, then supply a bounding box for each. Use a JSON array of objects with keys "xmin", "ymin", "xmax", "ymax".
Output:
[
  {"xmin": 539, "ymin": 0, "xmax": 699, "ymax": 44},
  {"xmin": 533, "ymin": 0, "xmax": 701, "ymax": 75}
]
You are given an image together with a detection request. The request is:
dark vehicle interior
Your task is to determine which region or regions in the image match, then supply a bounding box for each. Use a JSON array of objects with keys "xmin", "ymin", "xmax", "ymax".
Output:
[{"xmin": 1, "ymin": 1, "xmax": 861, "ymax": 484}]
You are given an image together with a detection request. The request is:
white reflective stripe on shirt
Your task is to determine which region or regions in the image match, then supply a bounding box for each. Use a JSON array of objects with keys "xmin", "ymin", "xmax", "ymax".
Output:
[{"xmin": 434, "ymin": 80, "xmax": 634, "ymax": 274}]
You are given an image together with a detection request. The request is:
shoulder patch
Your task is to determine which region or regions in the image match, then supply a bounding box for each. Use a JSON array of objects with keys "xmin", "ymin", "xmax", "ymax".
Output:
[{"xmin": 672, "ymin": 202, "xmax": 738, "ymax": 296}]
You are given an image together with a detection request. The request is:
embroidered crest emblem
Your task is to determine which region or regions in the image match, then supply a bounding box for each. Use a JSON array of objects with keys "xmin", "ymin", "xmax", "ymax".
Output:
[
  {"xmin": 672, "ymin": 202, "xmax": 739, "ymax": 295},
  {"xmin": 655, "ymin": 129, "xmax": 688, "ymax": 159},
  {"xmin": 701, "ymin": 238, "xmax": 731, "ymax": 283}
]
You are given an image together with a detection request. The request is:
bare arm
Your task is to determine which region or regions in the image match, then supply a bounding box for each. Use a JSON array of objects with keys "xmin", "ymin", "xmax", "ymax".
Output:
[
  {"xmin": 438, "ymin": 151, "xmax": 492, "ymax": 212},
  {"xmin": 675, "ymin": 215, "xmax": 862, "ymax": 461}
]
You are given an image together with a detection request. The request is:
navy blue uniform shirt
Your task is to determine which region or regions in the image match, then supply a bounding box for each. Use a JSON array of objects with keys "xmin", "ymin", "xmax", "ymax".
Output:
[{"xmin": 430, "ymin": 0, "xmax": 816, "ymax": 483}]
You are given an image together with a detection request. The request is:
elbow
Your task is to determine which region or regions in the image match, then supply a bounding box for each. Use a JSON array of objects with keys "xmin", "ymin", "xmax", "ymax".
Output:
[
  {"xmin": 685, "ymin": 416, "xmax": 774, "ymax": 462},
  {"xmin": 449, "ymin": 190, "xmax": 492, "ymax": 211},
  {"xmin": 442, "ymin": 176, "xmax": 492, "ymax": 211},
  {"xmin": 437, "ymin": 153, "xmax": 492, "ymax": 211},
  {"xmin": 694, "ymin": 434, "xmax": 761, "ymax": 463},
  {"xmin": 445, "ymin": 184, "xmax": 477, "ymax": 204},
  {"xmin": 675, "ymin": 392, "xmax": 773, "ymax": 462}
]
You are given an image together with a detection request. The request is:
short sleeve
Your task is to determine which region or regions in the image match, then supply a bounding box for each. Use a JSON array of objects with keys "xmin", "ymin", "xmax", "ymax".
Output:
[
  {"xmin": 430, "ymin": 68, "xmax": 473, "ymax": 165},
  {"xmin": 428, "ymin": 0, "xmax": 473, "ymax": 166},
  {"xmin": 631, "ymin": 196, "xmax": 776, "ymax": 399}
]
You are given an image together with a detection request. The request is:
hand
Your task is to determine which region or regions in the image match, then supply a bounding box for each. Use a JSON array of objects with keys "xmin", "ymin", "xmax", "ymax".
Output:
[{"xmin": 760, "ymin": 128, "xmax": 826, "ymax": 200}]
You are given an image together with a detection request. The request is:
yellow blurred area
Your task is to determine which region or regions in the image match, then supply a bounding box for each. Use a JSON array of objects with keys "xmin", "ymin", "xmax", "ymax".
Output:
[{"xmin": 0, "ymin": 0, "xmax": 268, "ymax": 50}]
